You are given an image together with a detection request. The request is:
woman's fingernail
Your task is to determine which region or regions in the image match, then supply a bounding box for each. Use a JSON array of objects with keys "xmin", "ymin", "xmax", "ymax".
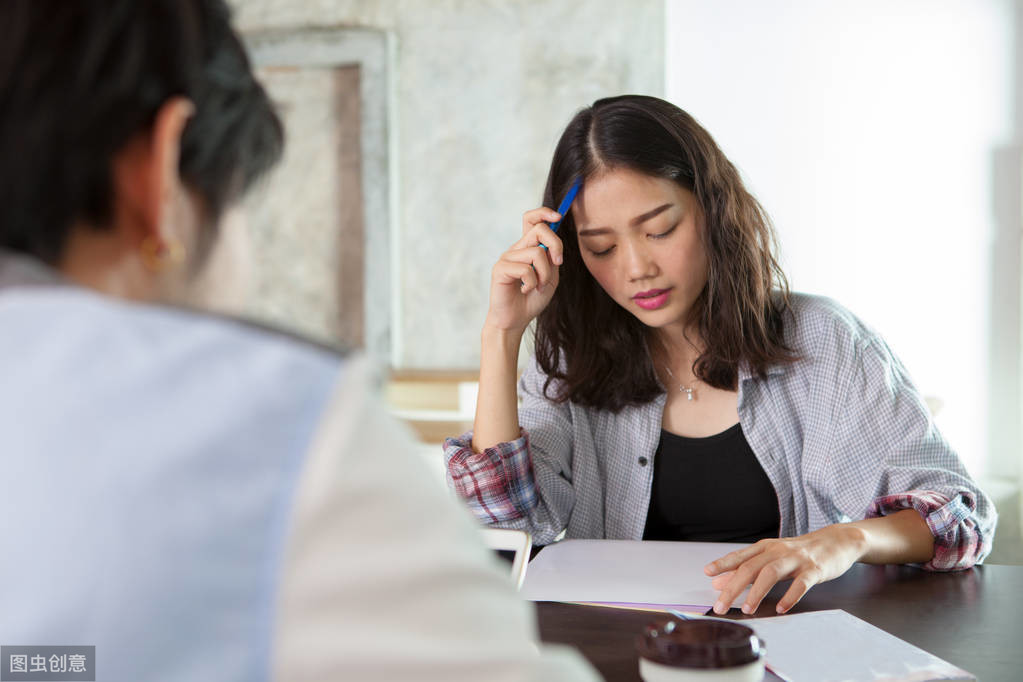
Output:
[
  {"xmin": 741, "ymin": 604, "xmax": 752, "ymax": 614},
  {"xmin": 713, "ymin": 601, "xmax": 725, "ymax": 614},
  {"xmin": 554, "ymin": 255, "xmax": 563, "ymax": 265}
]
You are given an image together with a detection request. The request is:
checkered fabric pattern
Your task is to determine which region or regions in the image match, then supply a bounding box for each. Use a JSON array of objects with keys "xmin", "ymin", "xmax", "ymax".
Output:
[
  {"xmin": 446, "ymin": 431, "xmax": 537, "ymax": 524},
  {"xmin": 870, "ymin": 490, "xmax": 985, "ymax": 570},
  {"xmin": 444, "ymin": 294, "xmax": 995, "ymax": 570}
]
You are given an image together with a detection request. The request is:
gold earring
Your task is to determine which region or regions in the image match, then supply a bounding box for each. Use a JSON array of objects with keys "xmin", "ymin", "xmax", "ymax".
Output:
[{"xmin": 140, "ymin": 235, "xmax": 187, "ymax": 273}]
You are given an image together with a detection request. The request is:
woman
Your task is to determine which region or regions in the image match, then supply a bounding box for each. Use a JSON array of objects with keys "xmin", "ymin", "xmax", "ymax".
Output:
[
  {"xmin": 0, "ymin": 2, "xmax": 597, "ymax": 680},
  {"xmin": 445, "ymin": 94, "xmax": 995, "ymax": 616}
]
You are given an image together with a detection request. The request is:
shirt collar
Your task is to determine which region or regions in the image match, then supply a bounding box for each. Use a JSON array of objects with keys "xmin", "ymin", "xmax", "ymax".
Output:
[{"xmin": 0, "ymin": 249, "xmax": 69, "ymax": 291}]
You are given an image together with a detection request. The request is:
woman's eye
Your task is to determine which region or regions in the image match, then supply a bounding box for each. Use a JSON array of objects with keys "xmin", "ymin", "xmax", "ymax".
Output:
[
  {"xmin": 589, "ymin": 245, "xmax": 616, "ymax": 257},
  {"xmin": 650, "ymin": 224, "xmax": 678, "ymax": 240}
]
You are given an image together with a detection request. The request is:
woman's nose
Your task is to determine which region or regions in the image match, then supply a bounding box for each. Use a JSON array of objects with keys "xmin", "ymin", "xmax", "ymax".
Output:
[{"xmin": 624, "ymin": 239, "xmax": 657, "ymax": 281}]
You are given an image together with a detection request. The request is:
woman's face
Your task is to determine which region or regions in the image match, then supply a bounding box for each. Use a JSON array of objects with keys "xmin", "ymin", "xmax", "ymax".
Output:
[{"xmin": 573, "ymin": 167, "xmax": 709, "ymax": 339}]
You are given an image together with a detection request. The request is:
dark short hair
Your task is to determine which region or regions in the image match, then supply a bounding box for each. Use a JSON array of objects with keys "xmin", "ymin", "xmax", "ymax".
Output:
[
  {"xmin": 0, "ymin": 0, "xmax": 283, "ymax": 264},
  {"xmin": 535, "ymin": 95, "xmax": 795, "ymax": 411}
]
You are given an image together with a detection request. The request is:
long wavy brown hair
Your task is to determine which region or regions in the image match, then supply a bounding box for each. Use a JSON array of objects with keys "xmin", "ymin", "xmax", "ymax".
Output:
[{"xmin": 534, "ymin": 95, "xmax": 795, "ymax": 411}]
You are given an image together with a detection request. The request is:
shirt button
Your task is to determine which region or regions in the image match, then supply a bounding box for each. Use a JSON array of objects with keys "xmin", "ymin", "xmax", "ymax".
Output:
[{"xmin": 638, "ymin": 456, "xmax": 649, "ymax": 467}]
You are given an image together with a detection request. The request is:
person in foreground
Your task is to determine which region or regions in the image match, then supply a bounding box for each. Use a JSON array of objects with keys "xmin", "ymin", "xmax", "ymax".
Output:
[
  {"xmin": 445, "ymin": 94, "xmax": 996, "ymax": 616},
  {"xmin": 0, "ymin": 2, "xmax": 597, "ymax": 680}
]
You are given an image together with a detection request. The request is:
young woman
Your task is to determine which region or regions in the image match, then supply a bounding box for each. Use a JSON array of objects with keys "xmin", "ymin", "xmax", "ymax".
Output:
[{"xmin": 445, "ymin": 95, "xmax": 995, "ymax": 616}]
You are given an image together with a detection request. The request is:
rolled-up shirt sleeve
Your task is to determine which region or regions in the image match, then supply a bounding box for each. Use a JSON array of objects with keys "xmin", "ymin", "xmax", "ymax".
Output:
[
  {"xmin": 827, "ymin": 333, "xmax": 996, "ymax": 570},
  {"xmin": 868, "ymin": 490, "xmax": 987, "ymax": 571},
  {"xmin": 443, "ymin": 361, "xmax": 578, "ymax": 545},
  {"xmin": 444, "ymin": 430, "xmax": 537, "ymax": 524}
]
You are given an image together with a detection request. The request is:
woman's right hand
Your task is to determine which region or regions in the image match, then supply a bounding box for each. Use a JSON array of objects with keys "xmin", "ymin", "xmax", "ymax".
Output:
[{"xmin": 483, "ymin": 207, "xmax": 565, "ymax": 334}]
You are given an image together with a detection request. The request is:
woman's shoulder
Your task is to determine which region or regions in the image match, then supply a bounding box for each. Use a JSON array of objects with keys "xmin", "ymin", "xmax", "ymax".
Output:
[
  {"xmin": 782, "ymin": 292, "xmax": 883, "ymax": 358},
  {"xmin": 13, "ymin": 285, "xmax": 347, "ymax": 400}
]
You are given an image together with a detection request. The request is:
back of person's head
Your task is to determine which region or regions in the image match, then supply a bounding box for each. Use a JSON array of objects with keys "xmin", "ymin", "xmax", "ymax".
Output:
[{"xmin": 0, "ymin": 0, "xmax": 282, "ymax": 266}]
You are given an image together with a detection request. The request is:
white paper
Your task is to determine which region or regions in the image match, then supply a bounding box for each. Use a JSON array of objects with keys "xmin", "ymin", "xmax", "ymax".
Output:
[
  {"xmin": 520, "ymin": 539, "xmax": 749, "ymax": 608},
  {"xmin": 745, "ymin": 610, "xmax": 975, "ymax": 681}
]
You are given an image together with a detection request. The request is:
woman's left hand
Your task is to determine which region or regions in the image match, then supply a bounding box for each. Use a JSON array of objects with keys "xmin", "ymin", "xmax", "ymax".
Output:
[{"xmin": 704, "ymin": 524, "xmax": 868, "ymax": 615}]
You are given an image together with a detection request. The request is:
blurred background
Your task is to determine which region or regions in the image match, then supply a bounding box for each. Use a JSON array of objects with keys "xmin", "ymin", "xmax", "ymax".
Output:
[{"xmin": 211, "ymin": 0, "xmax": 1022, "ymax": 562}]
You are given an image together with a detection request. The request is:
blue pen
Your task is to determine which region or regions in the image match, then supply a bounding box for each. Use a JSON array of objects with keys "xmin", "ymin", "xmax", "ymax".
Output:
[{"xmin": 541, "ymin": 176, "xmax": 583, "ymax": 251}]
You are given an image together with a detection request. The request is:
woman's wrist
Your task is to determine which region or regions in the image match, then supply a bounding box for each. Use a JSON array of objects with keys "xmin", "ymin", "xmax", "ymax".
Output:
[
  {"xmin": 846, "ymin": 509, "xmax": 935, "ymax": 565},
  {"xmin": 481, "ymin": 323, "xmax": 525, "ymax": 355},
  {"xmin": 832, "ymin": 522, "xmax": 870, "ymax": 563},
  {"xmin": 473, "ymin": 324, "xmax": 525, "ymax": 452}
]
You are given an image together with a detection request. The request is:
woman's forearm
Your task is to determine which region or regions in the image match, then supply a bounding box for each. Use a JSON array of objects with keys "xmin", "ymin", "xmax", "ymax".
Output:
[
  {"xmin": 848, "ymin": 508, "xmax": 935, "ymax": 565},
  {"xmin": 472, "ymin": 325, "xmax": 524, "ymax": 452},
  {"xmin": 707, "ymin": 509, "xmax": 939, "ymax": 615}
]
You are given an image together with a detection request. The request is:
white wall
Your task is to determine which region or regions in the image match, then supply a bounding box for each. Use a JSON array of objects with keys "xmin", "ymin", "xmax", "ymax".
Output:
[
  {"xmin": 666, "ymin": 0, "xmax": 1018, "ymax": 479},
  {"xmin": 233, "ymin": 0, "xmax": 664, "ymax": 368}
]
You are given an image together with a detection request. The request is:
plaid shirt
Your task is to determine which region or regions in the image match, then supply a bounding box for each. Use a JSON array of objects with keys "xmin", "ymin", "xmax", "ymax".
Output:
[{"xmin": 445, "ymin": 294, "xmax": 995, "ymax": 571}]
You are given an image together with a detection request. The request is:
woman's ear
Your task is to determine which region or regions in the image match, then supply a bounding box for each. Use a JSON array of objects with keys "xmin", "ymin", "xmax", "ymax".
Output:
[
  {"xmin": 147, "ymin": 97, "xmax": 196, "ymax": 245},
  {"xmin": 109, "ymin": 97, "xmax": 195, "ymax": 255}
]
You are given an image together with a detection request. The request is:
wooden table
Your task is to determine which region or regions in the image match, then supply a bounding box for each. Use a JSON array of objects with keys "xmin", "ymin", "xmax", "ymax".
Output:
[{"xmin": 536, "ymin": 563, "xmax": 1023, "ymax": 681}]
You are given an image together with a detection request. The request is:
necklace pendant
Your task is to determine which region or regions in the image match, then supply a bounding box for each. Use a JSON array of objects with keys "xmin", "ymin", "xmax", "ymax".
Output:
[{"xmin": 666, "ymin": 366, "xmax": 697, "ymax": 402}]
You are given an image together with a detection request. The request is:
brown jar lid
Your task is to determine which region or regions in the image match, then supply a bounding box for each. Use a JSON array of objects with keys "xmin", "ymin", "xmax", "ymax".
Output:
[{"xmin": 636, "ymin": 618, "xmax": 765, "ymax": 669}]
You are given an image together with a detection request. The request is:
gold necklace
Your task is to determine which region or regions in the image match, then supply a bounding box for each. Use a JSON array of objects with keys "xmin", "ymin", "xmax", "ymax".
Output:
[{"xmin": 664, "ymin": 365, "xmax": 698, "ymax": 401}]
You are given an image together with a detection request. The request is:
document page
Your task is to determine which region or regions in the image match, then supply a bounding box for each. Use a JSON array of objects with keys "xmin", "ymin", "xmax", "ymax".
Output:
[
  {"xmin": 746, "ymin": 609, "xmax": 974, "ymax": 681},
  {"xmin": 520, "ymin": 539, "xmax": 749, "ymax": 610}
]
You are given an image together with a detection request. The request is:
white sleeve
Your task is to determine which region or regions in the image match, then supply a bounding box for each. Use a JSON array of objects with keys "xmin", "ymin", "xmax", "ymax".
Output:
[{"xmin": 272, "ymin": 357, "xmax": 598, "ymax": 682}]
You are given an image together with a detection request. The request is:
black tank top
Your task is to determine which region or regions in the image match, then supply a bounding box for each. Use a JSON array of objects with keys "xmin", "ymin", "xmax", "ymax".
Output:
[{"xmin": 642, "ymin": 424, "xmax": 780, "ymax": 543}]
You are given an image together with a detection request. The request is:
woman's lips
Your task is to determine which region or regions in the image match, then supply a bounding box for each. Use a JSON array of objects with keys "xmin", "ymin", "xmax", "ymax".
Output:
[{"xmin": 632, "ymin": 288, "xmax": 671, "ymax": 310}]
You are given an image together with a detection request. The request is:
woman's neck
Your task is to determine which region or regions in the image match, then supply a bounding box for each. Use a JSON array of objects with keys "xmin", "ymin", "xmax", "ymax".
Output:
[{"xmin": 649, "ymin": 326, "xmax": 704, "ymax": 379}]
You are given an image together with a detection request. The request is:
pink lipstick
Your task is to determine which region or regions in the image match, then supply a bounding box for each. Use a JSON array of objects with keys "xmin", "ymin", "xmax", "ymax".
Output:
[{"xmin": 633, "ymin": 288, "xmax": 671, "ymax": 310}]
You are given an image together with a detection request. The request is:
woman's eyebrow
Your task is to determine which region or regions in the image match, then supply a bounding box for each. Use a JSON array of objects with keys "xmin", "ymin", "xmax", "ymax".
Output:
[
  {"xmin": 578, "ymin": 203, "xmax": 675, "ymax": 236},
  {"xmin": 629, "ymin": 203, "xmax": 673, "ymax": 226}
]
